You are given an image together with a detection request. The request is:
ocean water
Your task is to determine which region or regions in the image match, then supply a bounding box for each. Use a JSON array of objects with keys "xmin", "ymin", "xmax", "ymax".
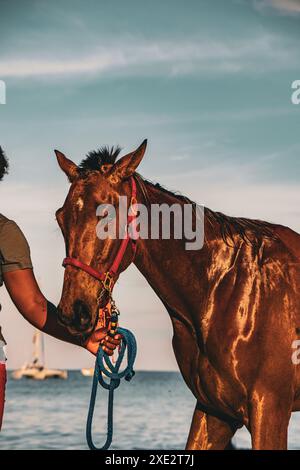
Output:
[{"xmin": 0, "ymin": 370, "xmax": 299, "ymax": 450}]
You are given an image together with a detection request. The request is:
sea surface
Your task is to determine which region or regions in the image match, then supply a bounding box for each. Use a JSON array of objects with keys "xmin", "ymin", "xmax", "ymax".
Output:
[{"xmin": 0, "ymin": 370, "xmax": 299, "ymax": 450}]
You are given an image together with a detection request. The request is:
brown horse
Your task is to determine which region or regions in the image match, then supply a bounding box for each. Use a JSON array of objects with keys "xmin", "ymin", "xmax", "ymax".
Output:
[{"xmin": 54, "ymin": 140, "xmax": 300, "ymax": 450}]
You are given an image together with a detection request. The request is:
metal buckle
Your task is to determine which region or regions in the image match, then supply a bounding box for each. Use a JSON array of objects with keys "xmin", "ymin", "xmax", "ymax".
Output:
[{"xmin": 103, "ymin": 272, "xmax": 114, "ymax": 292}]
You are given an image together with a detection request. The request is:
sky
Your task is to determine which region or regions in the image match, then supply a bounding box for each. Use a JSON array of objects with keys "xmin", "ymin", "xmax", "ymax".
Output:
[{"xmin": 0, "ymin": 0, "xmax": 299, "ymax": 370}]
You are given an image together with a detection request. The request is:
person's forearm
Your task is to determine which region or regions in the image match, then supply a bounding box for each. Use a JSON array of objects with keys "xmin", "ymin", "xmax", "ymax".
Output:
[
  {"xmin": 3, "ymin": 268, "xmax": 119, "ymax": 355},
  {"xmin": 3, "ymin": 269, "xmax": 82, "ymax": 347},
  {"xmin": 25, "ymin": 298, "xmax": 82, "ymax": 347},
  {"xmin": 42, "ymin": 300, "xmax": 83, "ymax": 347},
  {"xmin": 31, "ymin": 300, "xmax": 117, "ymax": 355}
]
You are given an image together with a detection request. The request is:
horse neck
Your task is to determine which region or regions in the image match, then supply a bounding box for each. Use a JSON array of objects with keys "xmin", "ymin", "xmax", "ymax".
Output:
[{"xmin": 132, "ymin": 180, "xmax": 213, "ymax": 322}]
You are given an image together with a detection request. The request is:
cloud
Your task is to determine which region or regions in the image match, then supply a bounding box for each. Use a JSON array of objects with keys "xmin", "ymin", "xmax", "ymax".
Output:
[
  {"xmin": 254, "ymin": 0, "xmax": 300, "ymax": 15},
  {"xmin": 169, "ymin": 154, "xmax": 190, "ymax": 162},
  {"xmin": 0, "ymin": 33, "xmax": 298, "ymax": 79}
]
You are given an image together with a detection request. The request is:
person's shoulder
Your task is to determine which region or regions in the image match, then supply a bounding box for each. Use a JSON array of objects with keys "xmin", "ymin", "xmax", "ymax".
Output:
[{"xmin": 0, "ymin": 214, "xmax": 18, "ymax": 234}]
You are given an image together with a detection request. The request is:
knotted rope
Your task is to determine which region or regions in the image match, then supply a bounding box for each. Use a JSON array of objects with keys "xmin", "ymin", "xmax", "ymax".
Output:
[{"xmin": 86, "ymin": 326, "xmax": 137, "ymax": 450}]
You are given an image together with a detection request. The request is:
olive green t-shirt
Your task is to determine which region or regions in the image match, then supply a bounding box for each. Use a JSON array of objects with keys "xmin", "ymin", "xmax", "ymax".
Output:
[{"xmin": 0, "ymin": 213, "xmax": 33, "ymax": 343}]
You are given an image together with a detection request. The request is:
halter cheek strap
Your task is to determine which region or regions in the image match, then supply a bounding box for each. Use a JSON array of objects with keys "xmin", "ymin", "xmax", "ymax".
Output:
[{"xmin": 62, "ymin": 176, "xmax": 137, "ymax": 294}]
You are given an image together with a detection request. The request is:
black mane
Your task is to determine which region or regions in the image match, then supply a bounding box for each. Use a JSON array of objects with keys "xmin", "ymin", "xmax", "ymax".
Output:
[
  {"xmin": 79, "ymin": 146, "xmax": 121, "ymax": 172},
  {"xmin": 134, "ymin": 175, "xmax": 276, "ymax": 246}
]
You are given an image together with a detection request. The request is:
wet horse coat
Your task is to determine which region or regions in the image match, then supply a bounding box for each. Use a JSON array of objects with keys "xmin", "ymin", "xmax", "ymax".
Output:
[{"xmin": 54, "ymin": 141, "xmax": 300, "ymax": 449}]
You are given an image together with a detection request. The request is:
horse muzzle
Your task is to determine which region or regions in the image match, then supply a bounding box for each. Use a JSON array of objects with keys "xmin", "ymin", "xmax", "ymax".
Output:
[{"xmin": 57, "ymin": 300, "xmax": 96, "ymax": 338}]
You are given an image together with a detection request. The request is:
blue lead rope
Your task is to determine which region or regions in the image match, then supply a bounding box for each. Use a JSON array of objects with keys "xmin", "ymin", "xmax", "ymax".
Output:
[{"xmin": 86, "ymin": 327, "xmax": 137, "ymax": 450}]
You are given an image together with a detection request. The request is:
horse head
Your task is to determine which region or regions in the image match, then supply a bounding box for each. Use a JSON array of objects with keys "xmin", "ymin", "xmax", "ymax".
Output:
[{"xmin": 54, "ymin": 140, "xmax": 147, "ymax": 338}]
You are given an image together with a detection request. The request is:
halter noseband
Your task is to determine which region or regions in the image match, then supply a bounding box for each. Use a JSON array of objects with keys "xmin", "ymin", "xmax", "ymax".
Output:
[{"xmin": 62, "ymin": 176, "xmax": 137, "ymax": 295}]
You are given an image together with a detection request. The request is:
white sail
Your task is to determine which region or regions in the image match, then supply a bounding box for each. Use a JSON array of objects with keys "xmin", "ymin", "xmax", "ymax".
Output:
[{"xmin": 12, "ymin": 329, "xmax": 67, "ymax": 380}]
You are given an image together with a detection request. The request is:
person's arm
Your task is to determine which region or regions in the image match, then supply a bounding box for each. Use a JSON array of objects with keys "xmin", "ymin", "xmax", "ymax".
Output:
[
  {"xmin": 4, "ymin": 268, "xmax": 80, "ymax": 344},
  {"xmin": 4, "ymin": 268, "xmax": 121, "ymax": 355}
]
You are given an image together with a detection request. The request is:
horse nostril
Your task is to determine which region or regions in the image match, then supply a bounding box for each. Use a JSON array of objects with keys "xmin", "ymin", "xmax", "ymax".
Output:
[{"xmin": 73, "ymin": 300, "xmax": 92, "ymax": 331}]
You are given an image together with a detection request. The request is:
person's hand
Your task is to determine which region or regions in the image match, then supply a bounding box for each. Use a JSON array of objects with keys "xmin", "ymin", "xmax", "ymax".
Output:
[{"xmin": 84, "ymin": 326, "xmax": 122, "ymax": 356}]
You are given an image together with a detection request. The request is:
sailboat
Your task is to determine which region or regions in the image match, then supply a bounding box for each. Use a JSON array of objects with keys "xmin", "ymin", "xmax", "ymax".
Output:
[{"xmin": 12, "ymin": 330, "xmax": 68, "ymax": 380}]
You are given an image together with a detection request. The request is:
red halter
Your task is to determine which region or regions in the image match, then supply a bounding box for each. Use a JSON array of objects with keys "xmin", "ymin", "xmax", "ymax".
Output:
[{"xmin": 62, "ymin": 176, "xmax": 137, "ymax": 294}]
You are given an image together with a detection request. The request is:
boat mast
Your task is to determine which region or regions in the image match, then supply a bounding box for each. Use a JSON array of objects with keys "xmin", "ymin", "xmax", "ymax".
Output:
[{"xmin": 32, "ymin": 330, "xmax": 44, "ymax": 366}]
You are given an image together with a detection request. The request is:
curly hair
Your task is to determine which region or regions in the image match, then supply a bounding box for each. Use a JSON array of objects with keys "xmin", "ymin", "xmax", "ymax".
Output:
[{"xmin": 0, "ymin": 146, "xmax": 9, "ymax": 181}]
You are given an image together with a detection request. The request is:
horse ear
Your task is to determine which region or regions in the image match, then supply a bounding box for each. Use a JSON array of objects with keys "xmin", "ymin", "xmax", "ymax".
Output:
[
  {"xmin": 108, "ymin": 139, "xmax": 147, "ymax": 183},
  {"xmin": 54, "ymin": 150, "xmax": 78, "ymax": 183}
]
